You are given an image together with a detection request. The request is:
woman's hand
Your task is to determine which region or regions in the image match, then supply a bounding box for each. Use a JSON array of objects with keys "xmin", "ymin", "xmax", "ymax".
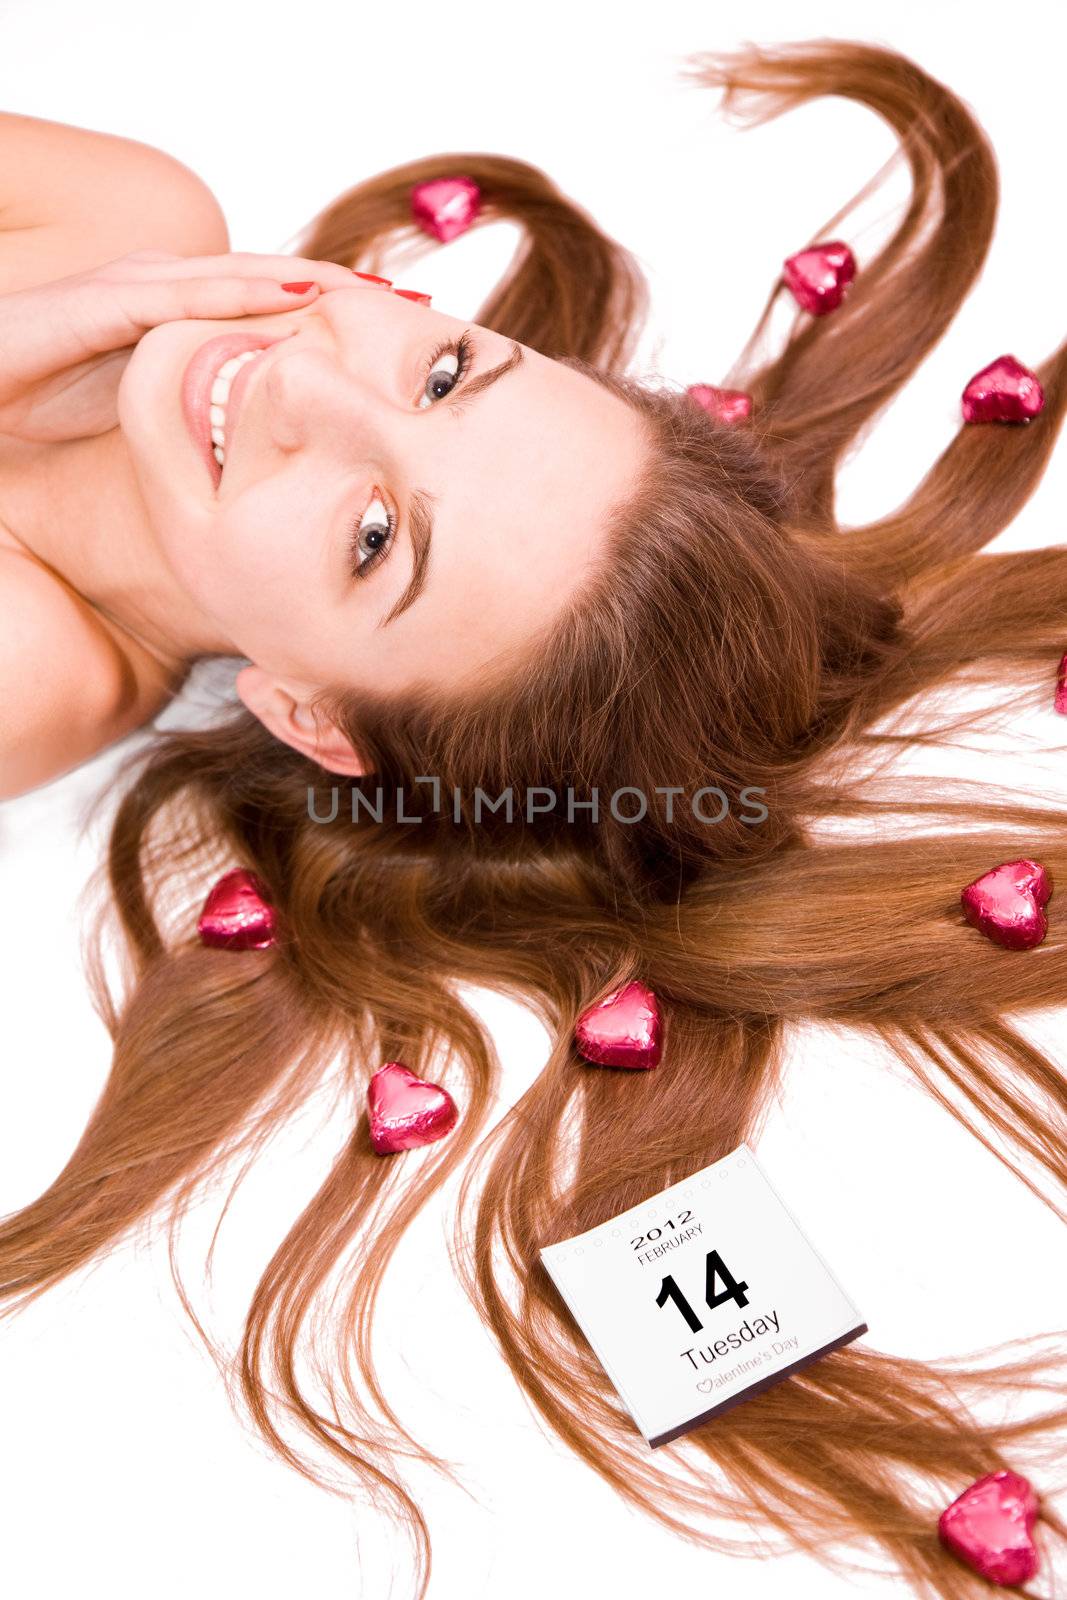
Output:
[{"xmin": 0, "ymin": 248, "xmax": 361, "ymax": 444}]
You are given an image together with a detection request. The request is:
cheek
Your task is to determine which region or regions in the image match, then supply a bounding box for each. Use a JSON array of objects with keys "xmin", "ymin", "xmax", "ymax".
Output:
[
  {"xmin": 195, "ymin": 502, "xmax": 341, "ymax": 671},
  {"xmin": 210, "ymin": 509, "xmax": 311, "ymax": 618}
]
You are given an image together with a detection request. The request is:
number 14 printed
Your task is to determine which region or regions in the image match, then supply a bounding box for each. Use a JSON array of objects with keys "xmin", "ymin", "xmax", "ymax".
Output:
[{"xmin": 656, "ymin": 1250, "xmax": 750, "ymax": 1334}]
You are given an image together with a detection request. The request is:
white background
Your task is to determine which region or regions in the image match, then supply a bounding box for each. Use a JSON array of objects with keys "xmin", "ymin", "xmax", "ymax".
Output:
[{"xmin": 1, "ymin": 3, "xmax": 1066, "ymax": 1597}]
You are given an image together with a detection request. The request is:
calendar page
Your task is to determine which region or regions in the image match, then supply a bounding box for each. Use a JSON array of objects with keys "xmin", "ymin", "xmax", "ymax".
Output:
[{"xmin": 539, "ymin": 1144, "xmax": 867, "ymax": 1447}]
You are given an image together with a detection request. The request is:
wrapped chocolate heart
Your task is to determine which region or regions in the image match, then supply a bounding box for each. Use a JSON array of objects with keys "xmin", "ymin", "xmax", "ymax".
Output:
[
  {"xmin": 960, "ymin": 858, "xmax": 1052, "ymax": 950},
  {"xmin": 1055, "ymin": 651, "xmax": 1067, "ymax": 715},
  {"xmin": 367, "ymin": 1062, "xmax": 459, "ymax": 1154},
  {"xmin": 410, "ymin": 176, "xmax": 482, "ymax": 244},
  {"xmin": 938, "ymin": 1470, "xmax": 1040, "ymax": 1587},
  {"xmin": 574, "ymin": 980, "xmax": 663, "ymax": 1069},
  {"xmin": 782, "ymin": 241, "xmax": 856, "ymax": 315},
  {"xmin": 686, "ymin": 384, "xmax": 752, "ymax": 425},
  {"xmin": 197, "ymin": 868, "xmax": 278, "ymax": 951},
  {"xmin": 962, "ymin": 355, "xmax": 1045, "ymax": 425}
]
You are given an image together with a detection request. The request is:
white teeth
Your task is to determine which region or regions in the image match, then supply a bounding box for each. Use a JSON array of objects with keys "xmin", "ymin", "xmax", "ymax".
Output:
[{"xmin": 207, "ymin": 347, "xmax": 261, "ymax": 466}]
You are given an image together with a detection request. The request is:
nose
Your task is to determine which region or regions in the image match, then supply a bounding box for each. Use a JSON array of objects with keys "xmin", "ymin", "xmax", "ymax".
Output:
[{"xmin": 264, "ymin": 341, "xmax": 390, "ymax": 459}]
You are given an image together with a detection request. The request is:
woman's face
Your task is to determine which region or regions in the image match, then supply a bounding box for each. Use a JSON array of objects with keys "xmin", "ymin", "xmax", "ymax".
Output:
[{"xmin": 121, "ymin": 283, "xmax": 648, "ymax": 723}]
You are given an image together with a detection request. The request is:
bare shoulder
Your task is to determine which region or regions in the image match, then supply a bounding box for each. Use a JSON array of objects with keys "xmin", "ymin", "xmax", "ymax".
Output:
[
  {"xmin": 0, "ymin": 114, "xmax": 218, "ymax": 798},
  {"xmin": 0, "ymin": 544, "xmax": 182, "ymax": 800},
  {"xmin": 0, "ymin": 110, "xmax": 231, "ymax": 295},
  {"xmin": 0, "ymin": 117, "xmax": 220, "ymax": 798}
]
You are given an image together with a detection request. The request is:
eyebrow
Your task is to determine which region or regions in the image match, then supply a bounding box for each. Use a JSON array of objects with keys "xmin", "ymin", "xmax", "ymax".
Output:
[{"xmin": 377, "ymin": 341, "xmax": 526, "ymax": 629}]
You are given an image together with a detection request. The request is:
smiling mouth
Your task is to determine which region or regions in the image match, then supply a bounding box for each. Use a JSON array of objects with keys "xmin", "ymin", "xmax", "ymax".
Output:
[
  {"xmin": 209, "ymin": 348, "xmax": 263, "ymax": 468},
  {"xmin": 182, "ymin": 330, "xmax": 296, "ymax": 490}
]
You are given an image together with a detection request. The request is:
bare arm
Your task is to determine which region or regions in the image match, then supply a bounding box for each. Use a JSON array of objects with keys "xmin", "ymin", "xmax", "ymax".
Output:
[{"xmin": 0, "ymin": 110, "xmax": 231, "ymax": 292}]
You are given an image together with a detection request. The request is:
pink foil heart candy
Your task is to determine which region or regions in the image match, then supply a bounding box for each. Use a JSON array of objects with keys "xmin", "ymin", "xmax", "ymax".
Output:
[
  {"xmin": 410, "ymin": 176, "xmax": 481, "ymax": 244},
  {"xmin": 197, "ymin": 869, "xmax": 277, "ymax": 950},
  {"xmin": 960, "ymin": 858, "xmax": 1053, "ymax": 951},
  {"xmin": 686, "ymin": 384, "xmax": 752, "ymax": 425},
  {"xmin": 367, "ymin": 1062, "xmax": 459, "ymax": 1154},
  {"xmin": 782, "ymin": 241, "xmax": 856, "ymax": 315},
  {"xmin": 962, "ymin": 355, "xmax": 1045, "ymax": 425},
  {"xmin": 574, "ymin": 980, "xmax": 662, "ymax": 1069},
  {"xmin": 1055, "ymin": 651, "xmax": 1067, "ymax": 715},
  {"xmin": 938, "ymin": 1470, "xmax": 1040, "ymax": 1587}
]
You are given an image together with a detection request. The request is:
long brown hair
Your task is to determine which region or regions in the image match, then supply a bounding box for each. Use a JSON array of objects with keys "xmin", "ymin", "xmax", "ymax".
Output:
[{"xmin": 4, "ymin": 39, "xmax": 1067, "ymax": 1599}]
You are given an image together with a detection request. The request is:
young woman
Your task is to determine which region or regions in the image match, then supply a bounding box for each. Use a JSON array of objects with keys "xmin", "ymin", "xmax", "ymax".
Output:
[
  {"xmin": 1, "ymin": 38, "xmax": 1066, "ymax": 1599},
  {"xmin": 0, "ymin": 140, "xmax": 647, "ymax": 798}
]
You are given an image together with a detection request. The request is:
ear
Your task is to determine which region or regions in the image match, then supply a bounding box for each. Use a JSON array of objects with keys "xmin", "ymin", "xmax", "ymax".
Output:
[{"xmin": 235, "ymin": 663, "xmax": 367, "ymax": 777}]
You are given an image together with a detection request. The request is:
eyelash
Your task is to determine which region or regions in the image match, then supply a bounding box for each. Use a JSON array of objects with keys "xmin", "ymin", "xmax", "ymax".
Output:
[{"xmin": 348, "ymin": 331, "xmax": 475, "ymax": 580}]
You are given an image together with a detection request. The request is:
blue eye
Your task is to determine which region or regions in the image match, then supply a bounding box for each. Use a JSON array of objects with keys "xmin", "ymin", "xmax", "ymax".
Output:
[
  {"xmin": 418, "ymin": 331, "xmax": 474, "ymax": 410},
  {"xmin": 347, "ymin": 332, "xmax": 474, "ymax": 580},
  {"xmin": 351, "ymin": 492, "xmax": 395, "ymax": 576}
]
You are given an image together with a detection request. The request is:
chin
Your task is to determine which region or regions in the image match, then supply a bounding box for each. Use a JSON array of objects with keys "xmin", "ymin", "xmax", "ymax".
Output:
[{"xmin": 116, "ymin": 321, "xmax": 184, "ymax": 449}]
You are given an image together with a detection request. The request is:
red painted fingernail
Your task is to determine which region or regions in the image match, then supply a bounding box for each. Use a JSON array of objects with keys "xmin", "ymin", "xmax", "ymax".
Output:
[
  {"xmin": 352, "ymin": 270, "xmax": 393, "ymax": 286},
  {"xmin": 392, "ymin": 288, "xmax": 432, "ymax": 305},
  {"xmin": 281, "ymin": 280, "xmax": 315, "ymax": 293}
]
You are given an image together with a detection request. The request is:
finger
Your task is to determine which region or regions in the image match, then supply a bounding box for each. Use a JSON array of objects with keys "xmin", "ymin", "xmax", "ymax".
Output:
[
  {"xmin": 2, "ymin": 276, "xmax": 325, "ymax": 385},
  {"xmin": 122, "ymin": 249, "xmax": 186, "ymax": 263},
  {"xmin": 90, "ymin": 272, "xmax": 332, "ymax": 339}
]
